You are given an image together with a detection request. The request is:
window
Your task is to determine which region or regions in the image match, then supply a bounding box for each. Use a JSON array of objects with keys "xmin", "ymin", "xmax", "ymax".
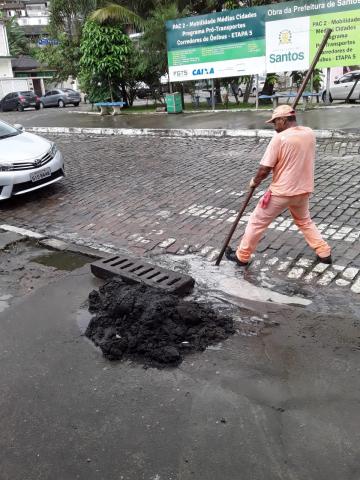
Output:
[{"xmin": 339, "ymin": 75, "xmax": 352, "ymax": 83}]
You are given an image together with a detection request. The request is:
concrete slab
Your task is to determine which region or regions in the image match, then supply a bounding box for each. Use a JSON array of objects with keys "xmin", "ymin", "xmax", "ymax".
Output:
[{"xmin": 39, "ymin": 238, "xmax": 69, "ymax": 251}]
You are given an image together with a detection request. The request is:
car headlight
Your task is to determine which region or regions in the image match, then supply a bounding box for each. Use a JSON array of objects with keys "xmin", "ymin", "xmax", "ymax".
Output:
[
  {"xmin": 50, "ymin": 142, "xmax": 58, "ymax": 157},
  {"xmin": 0, "ymin": 164, "xmax": 12, "ymax": 172}
]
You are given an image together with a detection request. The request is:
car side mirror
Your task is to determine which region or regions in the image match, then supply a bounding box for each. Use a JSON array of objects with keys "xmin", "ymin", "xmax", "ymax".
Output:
[
  {"xmin": 334, "ymin": 80, "xmax": 340, "ymax": 84},
  {"xmin": 13, "ymin": 123, "xmax": 24, "ymax": 131}
]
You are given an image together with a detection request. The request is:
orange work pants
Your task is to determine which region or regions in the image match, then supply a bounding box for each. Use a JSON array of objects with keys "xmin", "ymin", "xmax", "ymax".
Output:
[{"xmin": 237, "ymin": 193, "xmax": 331, "ymax": 263}]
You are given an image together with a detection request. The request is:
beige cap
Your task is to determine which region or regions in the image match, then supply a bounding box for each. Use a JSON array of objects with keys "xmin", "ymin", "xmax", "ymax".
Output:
[{"xmin": 266, "ymin": 104, "xmax": 296, "ymax": 123}]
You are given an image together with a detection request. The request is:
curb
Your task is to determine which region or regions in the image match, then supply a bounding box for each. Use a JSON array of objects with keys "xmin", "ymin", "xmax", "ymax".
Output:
[
  {"xmin": 26, "ymin": 126, "xmax": 360, "ymax": 139},
  {"xmin": 1, "ymin": 224, "xmax": 359, "ymax": 295},
  {"xmin": 0, "ymin": 224, "xmax": 109, "ymax": 259}
]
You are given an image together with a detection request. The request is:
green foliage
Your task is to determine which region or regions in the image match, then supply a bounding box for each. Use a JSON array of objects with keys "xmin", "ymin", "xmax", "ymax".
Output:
[
  {"xmin": 136, "ymin": 2, "xmax": 188, "ymax": 97},
  {"xmin": 2, "ymin": 15, "xmax": 29, "ymax": 56},
  {"xmin": 34, "ymin": 33, "xmax": 81, "ymax": 82},
  {"xmin": 90, "ymin": 3, "xmax": 144, "ymax": 28},
  {"xmin": 291, "ymin": 69, "xmax": 323, "ymax": 92},
  {"xmin": 50, "ymin": 0, "xmax": 96, "ymax": 41},
  {"xmin": 79, "ymin": 20, "xmax": 131, "ymax": 102}
]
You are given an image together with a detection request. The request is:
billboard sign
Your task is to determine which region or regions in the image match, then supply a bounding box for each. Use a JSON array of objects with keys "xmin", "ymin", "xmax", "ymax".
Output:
[
  {"xmin": 166, "ymin": 0, "xmax": 360, "ymax": 82},
  {"xmin": 166, "ymin": 8, "xmax": 266, "ymax": 82}
]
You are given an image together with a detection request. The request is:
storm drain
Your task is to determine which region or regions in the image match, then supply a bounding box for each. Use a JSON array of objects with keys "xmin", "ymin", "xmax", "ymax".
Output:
[{"xmin": 90, "ymin": 255, "xmax": 195, "ymax": 295}]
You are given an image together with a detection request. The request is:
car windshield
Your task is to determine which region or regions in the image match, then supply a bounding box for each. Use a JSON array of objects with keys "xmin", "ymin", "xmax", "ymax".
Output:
[
  {"xmin": 0, "ymin": 120, "xmax": 20, "ymax": 140},
  {"xmin": 20, "ymin": 91, "xmax": 34, "ymax": 96},
  {"xmin": 64, "ymin": 89, "xmax": 76, "ymax": 93}
]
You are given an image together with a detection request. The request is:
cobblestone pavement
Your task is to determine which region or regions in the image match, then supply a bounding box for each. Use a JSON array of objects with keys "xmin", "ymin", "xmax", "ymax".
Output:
[{"xmin": 1, "ymin": 134, "xmax": 360, "ymax": 295}]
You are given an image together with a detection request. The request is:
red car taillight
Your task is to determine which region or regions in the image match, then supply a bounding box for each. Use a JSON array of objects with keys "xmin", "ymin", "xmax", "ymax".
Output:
[{"xmin": 19, "ymin": 96, "xmax": 26, "ymax": 102}]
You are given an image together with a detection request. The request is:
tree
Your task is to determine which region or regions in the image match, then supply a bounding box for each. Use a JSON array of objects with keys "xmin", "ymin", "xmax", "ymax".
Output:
[
  {"xmin": 35, "ymin": 34, "xmax": 81, "ymax": 82},
  {"xmin": 2, "ymin": 15, "xmax": 29, "ymax": 56},
  {"xmin": 90, "ymin": 2, "xmax": 144, "ymax": 28},
  {"xmin": 79, "ymin": 20, "xmax": 131, "ymax": 103},
  {"xmin": 50, "ymin": 0, "xmax": 96, "ymax": 42},
  {"xmin": 137, "ymin": 3, "xmax": 189, "ymax": 103}
]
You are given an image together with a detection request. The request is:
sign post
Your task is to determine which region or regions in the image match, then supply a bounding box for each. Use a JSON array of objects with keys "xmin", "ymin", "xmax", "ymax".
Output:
[
  {"xmin": 255, "ymin": 74, "xmax": 259, "ymax": 110},
  {"xmin": 211, "ymin": 79, "xmax": 215, "ymax": 110},
  {"xmin": 325, "ymin": 67, "xmax": 331, "ymax": 105}
]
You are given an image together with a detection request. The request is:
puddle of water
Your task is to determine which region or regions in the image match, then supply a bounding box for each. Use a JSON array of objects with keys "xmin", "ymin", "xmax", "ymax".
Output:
[
  {"xmin": 157, "ymin": 254, "xmax": 311, "ymax": 307},
  {"xmin": 0, "ymin": 294, "xmax": 13, "ymax": 313},
  {"xmin": 31, "ymin": 251, "xmax": 93, "ymax": 271},
  {"xmin": 76, "ymin": 308, "xmax": 93, "ymax": 334}
]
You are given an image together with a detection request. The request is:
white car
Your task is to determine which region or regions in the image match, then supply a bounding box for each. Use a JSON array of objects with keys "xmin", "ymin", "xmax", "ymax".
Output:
[
  {"xmin": 238, "ymin": 76, "xmax": 266, "ymax": 97},
  {"xmin": 322, "ymin": 70, "xmax": 360, "ymax": 103},
  {"xmin": 0, "ymin": 119, "xmax": 64, "ymax": 200}
]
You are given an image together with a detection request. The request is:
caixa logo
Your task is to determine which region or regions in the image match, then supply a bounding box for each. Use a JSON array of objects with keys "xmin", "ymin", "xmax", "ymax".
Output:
[{"xmin": 192, "ymin": 67, "xmax": 215, "ymax": 75}]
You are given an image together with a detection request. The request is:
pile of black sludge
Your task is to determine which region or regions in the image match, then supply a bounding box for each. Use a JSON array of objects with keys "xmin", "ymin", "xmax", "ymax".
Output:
[{"xmin": 85, "ymin": 279, "xmax": 235, "ymax": 367}]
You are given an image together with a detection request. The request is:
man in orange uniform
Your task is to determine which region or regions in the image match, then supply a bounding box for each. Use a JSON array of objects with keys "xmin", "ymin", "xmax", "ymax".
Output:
[{"xmin": 226, "ymin": 105, "xmax": 332, "ymax": 267}]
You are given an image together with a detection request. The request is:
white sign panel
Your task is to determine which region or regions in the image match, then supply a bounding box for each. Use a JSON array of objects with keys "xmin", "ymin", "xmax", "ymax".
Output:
[
  {"xmin": 169, "ymin": 56, "xmax": 266, "ymax": 82},
  {"xmin": 265, "ymin": 16, "xmax": 309, "ymax": 73}
]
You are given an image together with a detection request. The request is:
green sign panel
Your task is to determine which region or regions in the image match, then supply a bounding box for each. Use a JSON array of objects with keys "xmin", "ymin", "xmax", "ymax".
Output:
[{"xmin": 166, "ymin": 0, "xmax": 360, "ymax": 81}]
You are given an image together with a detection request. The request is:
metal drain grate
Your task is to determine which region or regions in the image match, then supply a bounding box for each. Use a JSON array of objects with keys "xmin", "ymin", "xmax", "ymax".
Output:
[{"xmin": 90, "ymin": 255, "xmax": 195, "ymax": 295}]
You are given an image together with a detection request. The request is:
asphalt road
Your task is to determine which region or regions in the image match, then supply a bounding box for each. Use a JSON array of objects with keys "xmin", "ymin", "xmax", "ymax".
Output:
[
  {"xmin": 0, "ymin": 234, "xmax": 360, "ymax": 480},
  {"xmin": 1, "ymin": 102, "xmax": 360, "ymax": 131}
]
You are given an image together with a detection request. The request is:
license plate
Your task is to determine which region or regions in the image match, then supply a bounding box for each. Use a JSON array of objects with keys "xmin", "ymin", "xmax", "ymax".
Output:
[{"xmin": 30, "ymin": 167, "xmax": 51, "ymax": 182}]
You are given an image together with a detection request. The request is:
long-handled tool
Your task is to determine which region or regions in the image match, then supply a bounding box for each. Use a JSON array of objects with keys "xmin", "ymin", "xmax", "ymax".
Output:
[
  {"xmin": 215, "ymin": 187, "xmax": 255, "ymax": 266},
  {"xmin": 215, "ymin": 28, "xmax": 332, "ymax": 266}
]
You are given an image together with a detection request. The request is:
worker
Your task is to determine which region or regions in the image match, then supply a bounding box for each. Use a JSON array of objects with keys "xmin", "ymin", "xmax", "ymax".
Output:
[{"xmin": 226, "ymin": 104, "xmax": 332, "ymax": 267}]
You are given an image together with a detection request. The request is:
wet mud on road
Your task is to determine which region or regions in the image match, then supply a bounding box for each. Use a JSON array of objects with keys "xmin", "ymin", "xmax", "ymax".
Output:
[{"xmin": 86, "ymin": 279, "xmax": 235, "ymax": 367}]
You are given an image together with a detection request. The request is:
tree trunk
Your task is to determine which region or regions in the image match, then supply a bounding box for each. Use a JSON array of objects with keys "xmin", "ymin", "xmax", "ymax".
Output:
[
  {"xmin": 243, "ymin": 75, "xmax": 253, "ymax": 103},
  {"xmin": 261, "ymin": 76, "xmax": 275, "ymax": 96},
  {"xmin": 180, "ymin": 83, "xmax": 185, "ymax": 110},
  {"xmin": 108, "ymin": 78, "xmax": 113, "ymax": 102},
  {"xmin": 121, "ymin": 83, "xmax": 129, "ymax": 108},
  {"xmin": 214, "ymin": 78, "xmax": 222, "ymax": 104},
  {"xmin": 230, "ymin": 82, "xmax": 239, "ymax": 105},
  {"xmin": 259, "ymin": 75, "xmax": 275, "ymax": 105}
]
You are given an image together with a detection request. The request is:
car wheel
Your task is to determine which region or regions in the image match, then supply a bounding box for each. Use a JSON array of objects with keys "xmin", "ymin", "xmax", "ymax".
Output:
[
  {"xmin": 73, "ymin": 102, "xmax": 79, "ymax": 107},
  {"xmin": 17, "ymin": 104, "xmax": 24, "ymax": 112},
  {"xmin": 322, "ymin": 91, "xmax": 333, "ymax": 103},
  {"xmin": 58, "ymin": 99, "xmax": 65, "ymax": 108}
]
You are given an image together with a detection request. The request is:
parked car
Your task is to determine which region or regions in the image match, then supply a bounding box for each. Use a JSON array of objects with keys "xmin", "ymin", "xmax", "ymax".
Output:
[
  {"xmin": 322, "ymin": 70, "xmax": 360, "ymax": 103},
  {"xmin": 40, "ymin": 88, "xmax": 81, "ymax": 108},
  {"xmin": 0, "ymin": 119, "xmax": 64, "ymax": 200},
  {"xmin": 0, "ymin": 91, "xmax": 41, "ymax": 112},
  {"xmin": 135, "ymin": 82, "xmax": 152, "ymax": 99},
  {"xmin": 238, "ymin": 76, "xmax": 266, "ymax": 97}
]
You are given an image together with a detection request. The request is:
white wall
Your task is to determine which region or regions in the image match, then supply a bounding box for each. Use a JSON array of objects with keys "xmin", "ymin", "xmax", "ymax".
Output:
[
  {"xmin": 0, "ymin": 59, "xmax": 13, "ymax": 78},
  {"xmin": 0, "ymin": 78, "xmax": 32, "ymax": 98}
]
